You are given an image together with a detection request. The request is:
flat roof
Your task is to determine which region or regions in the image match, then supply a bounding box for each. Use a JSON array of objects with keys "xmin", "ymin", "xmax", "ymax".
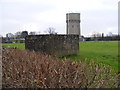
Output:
[{"xmin": 66, "ymin": 13, "xmax": 80, "ymax": 14}]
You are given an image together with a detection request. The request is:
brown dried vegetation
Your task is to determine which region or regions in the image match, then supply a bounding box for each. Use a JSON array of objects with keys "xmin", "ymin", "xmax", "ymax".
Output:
[{"xmin": 2, "ymin": 47, "xmax": 119, "ymax": 88}]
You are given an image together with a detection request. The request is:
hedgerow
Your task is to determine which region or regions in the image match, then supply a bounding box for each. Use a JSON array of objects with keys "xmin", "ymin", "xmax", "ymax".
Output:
[{"xmin": 2, "ymin": 47, "xmax": 119, "ymax": 88}]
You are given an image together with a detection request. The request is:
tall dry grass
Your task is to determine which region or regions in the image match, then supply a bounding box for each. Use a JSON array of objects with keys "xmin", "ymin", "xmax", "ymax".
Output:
[{"xmin": 2, "ymin": 47, "xmax": 119, "ymax": 88}]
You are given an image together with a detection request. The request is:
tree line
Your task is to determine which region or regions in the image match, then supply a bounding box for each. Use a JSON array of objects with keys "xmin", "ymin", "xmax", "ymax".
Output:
[{"xmin": 5, "ymin": 27, "xmax": 57, "ymax": 39}]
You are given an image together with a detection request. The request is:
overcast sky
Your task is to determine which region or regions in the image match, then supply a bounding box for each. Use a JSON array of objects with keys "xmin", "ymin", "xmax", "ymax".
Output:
[{"xmin": 0, "ymin": 0, "xmax": 119, "ymax": 37}]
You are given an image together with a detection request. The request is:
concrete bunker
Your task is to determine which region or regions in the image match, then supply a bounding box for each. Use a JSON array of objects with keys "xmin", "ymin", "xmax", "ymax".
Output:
[{"xmin": 25, "ymin": 34, "xmax": 79, "ymax": 57}]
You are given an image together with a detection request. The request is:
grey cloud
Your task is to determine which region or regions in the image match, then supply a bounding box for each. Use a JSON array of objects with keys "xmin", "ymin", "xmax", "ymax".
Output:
[
  {"xmin": 1, "ymin": 0, "xmax": 118, "ymax": 36},
  {"xmin": 1, "ymin": 1, "xmax": 56, "ymax": 36},
  {"xmin": 1, "ymin": 2, "xmax": 55, "ymax": 22}
]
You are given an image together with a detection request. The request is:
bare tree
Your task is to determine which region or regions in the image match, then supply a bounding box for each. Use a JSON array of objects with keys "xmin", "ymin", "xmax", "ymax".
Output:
[
  {"xmin": 29, "ymin": 32, "xmax": 36, "ymax": 35},
  {"xmin": 6, "ymin": 33, "xmax": 14, "ymax": 39},
  {"xmin": 91, "ymin": 32, "xmax": 101, "ymax": 38},
  {"xmin": 108, "ymin": 32, "xmax": 113, "ymax": 37},
  {"xmin": 45, "ymin": 27, "xmax": 57, "ymax": 34},
  {"xmin": 36, "ymin": 31, "xmax": 41, "ymax": 35},
  {"xmin": 14, "ymin": 31, "xmax": 22, "ymax": 39}
]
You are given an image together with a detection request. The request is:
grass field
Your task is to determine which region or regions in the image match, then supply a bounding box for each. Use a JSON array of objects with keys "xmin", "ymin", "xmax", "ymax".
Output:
[
  {"xmin": 2, "ymin": 43, "xmax": 25, "ymax": 50},
  {"xmin": 64, "ymin": 41, "xmax": 118, "ymax": 72},
  {"xmin": 2, "ymin": 41, "xmax": 119, "ymax": 72}
]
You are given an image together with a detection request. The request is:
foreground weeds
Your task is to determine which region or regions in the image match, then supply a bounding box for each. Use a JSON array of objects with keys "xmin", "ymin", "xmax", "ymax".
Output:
[{"xmin": 2, "ymin": 47, "xmax": 119, "ymax": 88}]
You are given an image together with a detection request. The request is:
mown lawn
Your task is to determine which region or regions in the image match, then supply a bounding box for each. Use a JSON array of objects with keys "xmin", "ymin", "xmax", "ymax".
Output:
[
  {"xmin": 63, "ymin": 41, "xmax": 118, "ymax": 72},
  {"xmin": 2, "ymin": 43, "xmax": 25, "ymax": 50},
  {"xmin": 2, "ymin": 41, "xmax": 119, "ymax": 72}
]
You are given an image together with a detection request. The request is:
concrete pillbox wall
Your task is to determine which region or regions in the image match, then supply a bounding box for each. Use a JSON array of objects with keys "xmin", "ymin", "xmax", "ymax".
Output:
[{"xmin": 25, "ymin": 34, "xmax": 79, "ymax": 57}]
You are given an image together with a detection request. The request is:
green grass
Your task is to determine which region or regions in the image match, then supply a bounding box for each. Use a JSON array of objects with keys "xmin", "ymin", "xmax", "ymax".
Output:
[
  {"xmin": 2, "ymin": 43, "xmax": 25, "ymax": 50},
  {"xmin": 63, "ymin": 41, "xmax": 118, "ymax": 72},
  {"xmin": 2, "ymin": 41, "xmax": 119, "ymax": 72}
]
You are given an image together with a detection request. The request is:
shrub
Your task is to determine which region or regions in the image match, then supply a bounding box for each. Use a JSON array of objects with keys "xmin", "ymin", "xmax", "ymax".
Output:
[{"xmin": 2, "ymin": 47, "xmax": 119, "ymax": 88}]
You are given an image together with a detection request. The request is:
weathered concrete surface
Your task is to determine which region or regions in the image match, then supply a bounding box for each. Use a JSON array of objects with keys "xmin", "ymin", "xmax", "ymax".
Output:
[
  {"xmin": 25, "ymin": 34, "xmax": 79, "ymax": 57},
  {"xmin": 66, "ymin": 13, "xmax": 81, "ymax": 36}
]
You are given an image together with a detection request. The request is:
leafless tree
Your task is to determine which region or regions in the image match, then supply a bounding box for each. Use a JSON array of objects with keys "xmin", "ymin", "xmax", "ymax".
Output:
[
  {"xmin": 45, "ymin": 27, "xmax": 57, "ymax": 34},
  {"xmin": 29, "ymin": 32, "xmax": 36, "ymax": 35},
  {"xmin": 6, "ymin": 33, "xmax": 14, "ymax": 39},
  {"xmin": 14, "ymin": 31, "xmax": 22, "ymax": 39},
  {"xmin": 91, "ymin": 32, "xmax": 102, "ymax": 38}
]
